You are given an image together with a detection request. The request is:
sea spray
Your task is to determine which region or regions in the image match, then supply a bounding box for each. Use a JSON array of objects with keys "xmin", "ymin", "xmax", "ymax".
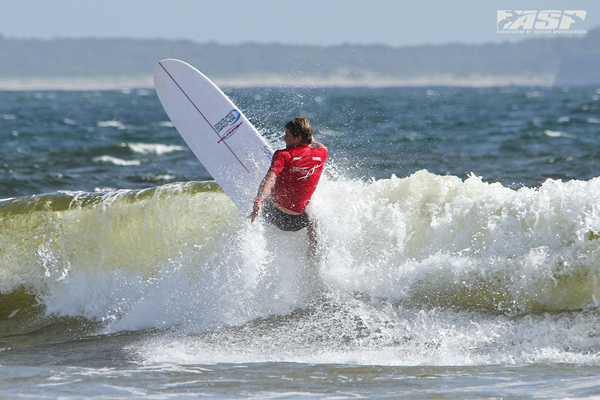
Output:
[
  {"xmin": 3, "ymin": 171, "xmax": 600, "ymax": 342},
  {"xmin": 313, "ymin": 170, "xmax": 600, "ymax": 313},
  {"xmin": 0, "ymin": 182, "xmax": 234, "ymax": 327}
]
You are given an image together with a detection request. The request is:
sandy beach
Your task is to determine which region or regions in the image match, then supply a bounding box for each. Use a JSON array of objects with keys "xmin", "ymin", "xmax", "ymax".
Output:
[{"xmin": 0, "ymin": 73, "xmax": 556, "ymax": 91}]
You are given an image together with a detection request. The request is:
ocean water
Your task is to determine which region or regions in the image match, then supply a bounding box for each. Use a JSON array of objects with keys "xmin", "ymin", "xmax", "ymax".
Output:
[{"xmin": 2, "ymin": 85, "xmax": 600, "ymax": 399}]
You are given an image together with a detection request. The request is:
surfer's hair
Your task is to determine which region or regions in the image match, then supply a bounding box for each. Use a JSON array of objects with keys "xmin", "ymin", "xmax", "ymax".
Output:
[{"xmin": 285, "ymin": 117, "xmax": 312, "ymax": 145}]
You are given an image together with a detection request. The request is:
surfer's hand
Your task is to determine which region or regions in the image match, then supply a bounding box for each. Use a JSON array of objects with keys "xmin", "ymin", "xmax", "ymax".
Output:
[{"xmin": 249, "ymin": 200, "xmax": 262, "ymax": 223}]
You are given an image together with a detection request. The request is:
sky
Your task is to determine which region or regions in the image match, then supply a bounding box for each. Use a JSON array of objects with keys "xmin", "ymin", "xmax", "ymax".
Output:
[{"xmin": 0, "ymin": 0, "xmax": 598, "ymax": 48}]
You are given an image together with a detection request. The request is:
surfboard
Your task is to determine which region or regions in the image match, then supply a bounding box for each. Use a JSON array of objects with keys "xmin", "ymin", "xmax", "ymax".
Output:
[{"xmin": 154, "ymin": 59, "xmax": 273, "ymax": 212}]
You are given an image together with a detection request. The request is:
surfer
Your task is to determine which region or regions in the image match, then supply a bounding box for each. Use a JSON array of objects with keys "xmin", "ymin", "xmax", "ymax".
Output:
[{"xmin": 249, "ymin": 117, "xmax": 327, "ymax": 238}]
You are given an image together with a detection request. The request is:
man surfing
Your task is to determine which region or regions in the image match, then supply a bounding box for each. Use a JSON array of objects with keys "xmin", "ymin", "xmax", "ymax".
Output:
[{"xmin": 249, "ymin": 117, "xmax": 327, "ymax": 237}]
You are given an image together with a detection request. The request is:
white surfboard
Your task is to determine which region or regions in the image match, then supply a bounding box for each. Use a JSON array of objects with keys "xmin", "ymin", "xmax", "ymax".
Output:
[{"xmin": 154, "ymin": 59, "xmax": 273, "ymax": 212}]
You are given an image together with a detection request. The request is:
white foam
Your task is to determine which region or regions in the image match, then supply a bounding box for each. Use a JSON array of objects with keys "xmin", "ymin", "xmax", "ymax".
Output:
[
  {"xmin": 97, "ymin": 120, "xmax": 126, "ymax": 129},
  {"xmin": 311, "ymin": 170, "xmax": 600, "ymax": 313},
  {"xmin": 544, "ymin": 130, "xmax": 575, "ymax": 138},
  {"xmin": 8, "ymin": 172, "xmax": 600, "ymax": 366},
  {"xmin": 12, "ymin": 172, "xmax": 600, "ymax": 318},
  {"xmin": 133, "ymin": 296, "xmax": 600, "ymax": 367},
  {"xmin": 127, "ymin": 143, "xmax": 185, "ymax": 155},
  {"xmin": 92, "ymin": 156, "xmax": 141, "ymax": 166},
  {"xmin": 154, "ymin": 174, "xmax": 176, "ymax": 181},
  {"xmin": 156, "ymin": 121, "xmax": 175, "ymax": 128},
  {"xmin": 130, "ymin": 173, "xmax": 600, "ymax": 365}
]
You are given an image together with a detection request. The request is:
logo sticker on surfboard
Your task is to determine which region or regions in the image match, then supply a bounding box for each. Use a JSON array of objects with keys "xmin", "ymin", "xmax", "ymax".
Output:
[{"xmin": 214, "ymin": 109, "xmax": 241, "ymax": 133}]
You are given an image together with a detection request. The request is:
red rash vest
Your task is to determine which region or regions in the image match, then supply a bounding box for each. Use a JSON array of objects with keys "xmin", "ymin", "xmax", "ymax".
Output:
[{"xmin": 268, "ymin": 144, "xmax": 328, "ymax": 213}]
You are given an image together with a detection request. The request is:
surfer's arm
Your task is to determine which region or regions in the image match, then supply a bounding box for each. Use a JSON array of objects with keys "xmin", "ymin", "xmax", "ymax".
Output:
[
  {"xmin": 310, "ymin": 136, "xmax": 326, "ymax": 149},
  {"xmin": 249, "ymin": 170, "xmax": 277, "ymax": 222}
]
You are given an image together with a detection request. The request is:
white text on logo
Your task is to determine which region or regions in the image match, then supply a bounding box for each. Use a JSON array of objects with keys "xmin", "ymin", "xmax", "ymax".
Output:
[{"xmin": 497, "ymin": 10, "xmax": 587, "ymax": 32}]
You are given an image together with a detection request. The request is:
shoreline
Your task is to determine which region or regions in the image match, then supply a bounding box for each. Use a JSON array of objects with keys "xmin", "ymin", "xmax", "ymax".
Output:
[{"xmin": 0, "ymin": 73, "xmax": 556, "ymax": 91}]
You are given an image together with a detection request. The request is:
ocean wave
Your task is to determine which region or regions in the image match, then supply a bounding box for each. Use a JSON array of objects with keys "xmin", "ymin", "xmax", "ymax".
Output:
[
  {"xmin": 3, "ymin": 172, "xmax": 600, "ymax": 339},
  {"xmin": 544, "ymin": 130, "xmax": 576, "ymax": 138},
  {"xmin": 97, "ymin": 120, "xmax": 126, "ymax": 129},
  {"xmin": 313, "ymin": 171, "xmax": 600, "ymax": 314},
  {"xmin": 0, "ymin": 182, "xmax": 230, "ymax": 329},
  {"xmin": 92, "ymin": 155, "xmax": 141, "ymax": 166},
  {"xmin": 126, "ymin": 143, "xmax": 186, "ymax": 155}
]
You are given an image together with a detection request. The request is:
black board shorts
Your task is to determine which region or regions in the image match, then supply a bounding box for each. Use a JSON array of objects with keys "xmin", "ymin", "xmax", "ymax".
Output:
[{"xmin": 262, "ymin": 198, "xmax": 310, "ymax": 232}]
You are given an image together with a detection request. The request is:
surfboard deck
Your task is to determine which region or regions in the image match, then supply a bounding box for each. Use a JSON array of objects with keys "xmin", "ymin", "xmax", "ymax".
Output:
[{"xmin": 154, "ymin": 59, "xmax": 273, "ymax": 212}]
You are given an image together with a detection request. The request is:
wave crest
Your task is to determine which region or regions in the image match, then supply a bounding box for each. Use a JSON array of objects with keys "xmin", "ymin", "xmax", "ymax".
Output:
[{"xmin": 3, "ymin": 172, "xmax": 600, "ymax": 337}]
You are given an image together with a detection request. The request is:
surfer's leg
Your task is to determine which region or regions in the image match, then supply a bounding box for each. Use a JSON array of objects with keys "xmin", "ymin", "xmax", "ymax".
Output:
[{"xmin": 307, "ymin": 219, "xmax": 319, "ymax": 260}]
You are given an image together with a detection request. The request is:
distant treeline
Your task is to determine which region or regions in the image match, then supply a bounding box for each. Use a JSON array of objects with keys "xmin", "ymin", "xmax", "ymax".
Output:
[{"xmin": 0, "ymin": 28, "xmax": 598, "ymax": 85}]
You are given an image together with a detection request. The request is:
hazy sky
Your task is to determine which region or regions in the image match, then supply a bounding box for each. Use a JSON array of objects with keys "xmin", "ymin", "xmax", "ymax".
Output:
[{"xmin": 1, "ymin": 0, "xmax": 598, "ymax": 47}]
